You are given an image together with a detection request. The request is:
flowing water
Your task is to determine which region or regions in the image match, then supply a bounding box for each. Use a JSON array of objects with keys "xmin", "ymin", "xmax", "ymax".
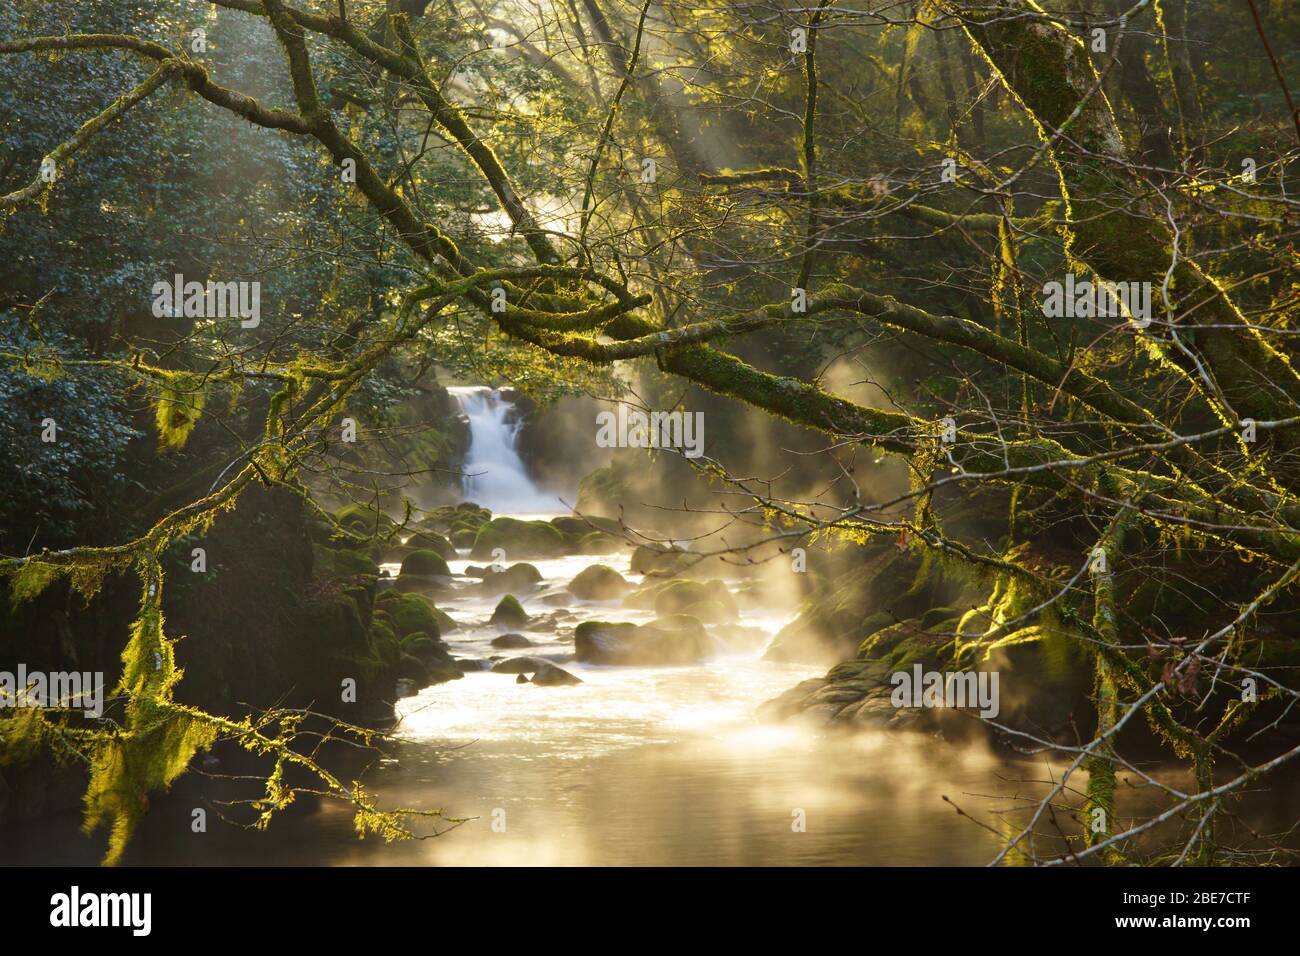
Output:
[
  {"xmin": 12, "ymin": 389, "xmax": 1298, "ymax": 865},
  {"xmin": 447, "ymin": 386, "xmax": 565, "ymax": 514}
]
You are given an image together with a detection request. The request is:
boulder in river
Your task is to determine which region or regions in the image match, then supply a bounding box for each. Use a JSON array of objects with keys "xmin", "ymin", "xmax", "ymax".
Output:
[
  {"xmin": 567, "ymin": 564, "xmax": 631, "ymax": 600},
  {"xmin": 374, "ymin": 591, "xmax": 442, "ymax": 640},
  {"xmin": 407, "ymin": 528, "xmax": 457, "ymax": 559},
  {"xmin": 530, "ymin": 661, "xmax": 583, "ymax": 686},
  {"xmin": 630, "ymin": 544, "xmax": 695, "ymax": 576},
  {"xmin": 490, "ymin": 594, "xmax": 529, "ymax": 628},
  {"xmin": 402, "ymin": 633, "xmax": 455, "ymax": 666},
  {"xmin": 491, "ymin": 655, "xmax": 555, "ymax": 675},
  {"xmin": 395, "ymin": 549, "xmax": 453, "ymax": 594},
  {"xmin": 492, "ymin": 633, "xmax": 534, "ymax": 649},
  {"xmin": 651, "ymin": 579, "xmax": 738, "ymax": 621},
  {"xmin": 478, "ymin": 562, "xmax": 543, "ymax": 596},
  {"xmin": 469, "ymin": 517, "xmax": 568, "ymax": 560},
  {"xmin": 399, "ymin": 549, "xmax": 450, "ymax": 578},
  {"xmin": 574, "ymin": 616, "xmax": 712, "ymax": 665}
]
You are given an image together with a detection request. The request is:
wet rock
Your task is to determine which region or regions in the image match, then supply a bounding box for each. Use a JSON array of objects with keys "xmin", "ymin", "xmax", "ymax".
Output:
[
  {"xmin": 491, "ymin": 656, "xmax": 554, "ymax": 675},
  {"xmin": 398, "ymin": 653, "xmax": 429, "ymax": 684},
  {"xmin": 530, "ymin": 662, "xmax": 583, "ymax": 686},
  {"xmin": 577, "ymin": 531, "xmax": 623, "ymax": 555},
  {"xmin": 402, "ymin": 633, "xmax": 455, "ymax": 666},
  {"xmin": 516, "ymin": 674, "xmax": 529, "ymax": 684},
  {"xmin": 630, "ymin": 544, "xmax": 695, "ymax": 577},
  {"xmin": 574, "ymin": 616, "xmax": 711, "ymax": 666},
  {"xmin": 427, "ymin": 664, "xmax": 466, "ymax": 685},
  {"xmin": 335, "ymin": 503, "xmax": 398, "ymax": 540},
  {"xmin": 567, "ymin": 564, "xmax": 631, "ymax": 600},
  {"xmin": 395, "ymin": 549, "xmax": 453, "ymax": 594},
  {"xmin": 492, "ymin": 633, "xmax": 534, "ymax": 649},
  {"xmin": 469, "ymin": 517, "xmax": 568, "ymax": 560},
  {"xmin": 453, "ymin": 658, "xmax": 493, "ymax": 672},
  {"xmin": 374, "ymin": 591, "xmax": 442, "ymax": 640},
  {"xmin": 478, "ymin": 562, "xmax": 543, "ymax": 596},
  {"xmin": 407, "ymin": 529, "xmax": 456, "ymax": 560},
  {"xmin": 490, "ymin": 594, "xmax": 529, "ymax": 628}
]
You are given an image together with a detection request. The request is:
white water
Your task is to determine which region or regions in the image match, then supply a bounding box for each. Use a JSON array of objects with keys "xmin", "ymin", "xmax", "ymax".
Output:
[{"xmin": 448, "ymin": 386, "xmax": 563, "ymax": 514}]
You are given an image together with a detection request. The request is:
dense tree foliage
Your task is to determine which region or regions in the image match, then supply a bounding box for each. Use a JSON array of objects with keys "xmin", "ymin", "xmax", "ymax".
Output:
[{"xmin": 3, "ymin": 0, "xmax": 1300, "ymax": 865}]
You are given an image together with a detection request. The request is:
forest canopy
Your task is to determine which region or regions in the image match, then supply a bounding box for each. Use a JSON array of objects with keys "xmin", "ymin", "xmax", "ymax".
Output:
[{"xmin": 3, "ymin": 0, "xmax": 1300, "ymax": 866}]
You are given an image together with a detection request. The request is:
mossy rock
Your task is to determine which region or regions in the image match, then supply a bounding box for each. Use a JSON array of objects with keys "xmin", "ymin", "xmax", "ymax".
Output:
[
  {"xmin": 398, "ymin": 549, "xmax": 451, "ymax": 578},
  {"xmin": 312, "ymin": 543, "xmax": 381, "ymax": 580},
  {"xmin": 856, "ymin": 611, "xmax": 898, "ymax": 656},
  {"xmin": 490, "ymin": 593, "xmax": 529, "ymax": 628},
  {"xmin": 427, "ymin": 664, "xmax": 466, "ymax": 685},
  {"xmin": 550, "ymin": 516, "xmax": 593, "ymax": 538},
  {"xmin": 478, "ymin": 562, "xmax": 544, "ymax": 596},
  {"xmin": 575, "ymin": 615, "xmax": 711, "ymax": 665},
  {"xmin": 630, "ymin": 545, "xmax": 694, "ymax": 576},
  {"xmin": 576, "ymin": 531, "xmax": 622, "ymax": 555},
  {"xmin": 335, "ymin": 503, "xmax": 398, "ymax": 540},
  {"xmin": 408, "ymin": 529, "xmax": 456, "ymax": 559},
  {"xmin": 398, "ymin": 653, "xmax": 429, "ymax": 683},
  {"xmin": 374, "ymin": 590, "xmax": 442, "ymax": 639},
  {"xmin": 650, "ymin": 579, "xmax": 737, "ymax": 621},
  {"xmin": 450, "ymin": 527, "xmax": 478, "ymax": 549},
  {"xmin": 402, "ymin": 633, "xmax": 455, "ymax": 666},
  {"xmin": 470, "ymin": 517, "xmax": 568, "ymax": 560},
  {"xmin": 491, "ymin": 633, "xmax": 534, "ymax": 649},
  {"xmin": 491, "ymin": 656, "xmax": 552, "ymax": 675},
  {"xmin": 567, "ymin": 564, "xmax": 631, "ymax": 600},
  {"xmin": 920, "ymin": 606, "xmax": 959, "ymax": 630},
  {"xmin": 430, "ymin": 606, "xmax": 459, "ymax": 633}
]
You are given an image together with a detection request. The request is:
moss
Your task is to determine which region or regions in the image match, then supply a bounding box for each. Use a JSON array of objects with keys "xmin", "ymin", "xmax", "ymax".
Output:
[
  {"xmin": 398, "ymin": 549, "xmax": 450, "ymax": 578},
  {"xmin": 335, "ymin": 503, "xmax": 397, "ymax": 540},
  {"xmin": 490, "ymin": 593, "xmax": 529, "ymax": 628},
  {"xmin": 312, "ymin": 543, "xmax": 381, "ymax": 580},
  {"xmin": 374, "ymin": 590, "xmax": 441, "ymax": 639},
  {"xmin": 470, "ymin": 517, "xmax": 567, "ymax": 560}
]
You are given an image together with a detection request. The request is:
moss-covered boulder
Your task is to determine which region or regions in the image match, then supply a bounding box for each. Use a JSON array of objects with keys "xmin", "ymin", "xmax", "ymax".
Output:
[
  {"xmin": 311, "ymin": 542, "xmax": 381, "ymax": 580},
  {"xmin": 574, "ymin": 616, "xmax": 711, "ymax": 665},
  {"xmin": 650, "ymin": 579, "xmax": 738, "ymax": 621},
  {"xmin": 567, "ymin": 564, "xmax": 631, "ymax": 600},
  {"xmin": 630, "ymin": 544, "xmax": 694, "ymax": 576},
  {"xmin": 470, "ymin": 517, "xmax": 568, "ymax": 560},
  {"xmin": 490, "ymin": 593, "xmax": 529, "ymax": 628},
  {"xmin": 408, "ymin": 529, "xmax": 456, "ymax": 559},
  {"xmin": 398, "ymin": 549, "xmax": 451, "ymax": 579},
  {"xmin": 374, "ymin": 590, "xmax": 442, "ymax": 640},
  {"xmin": 402, "ymin": 632, "xmax": 455, "ymax": 666},
  {"xmin": 335, "ymin": 503, "xmax": 398, "ymax": 540},
  {"xmin": 491, "ymin": 655, "xmax": 553, "ymax": 675},
  {"xmin": 491, "ymin": 633, "xmax": 533, "ymax": 649},
  {"xmin": 478, "ymin": 562, "xmax": 543, "ymax": 596},
  {"xmin": 576, "ymin": 531, "xmax": 622, "ymax": 555}
]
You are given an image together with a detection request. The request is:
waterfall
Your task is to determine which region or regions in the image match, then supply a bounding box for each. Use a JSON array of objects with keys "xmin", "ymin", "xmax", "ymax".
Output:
[{"xmin": 448, "ymin": 386, "xmax": 560, "ymax": 515}]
